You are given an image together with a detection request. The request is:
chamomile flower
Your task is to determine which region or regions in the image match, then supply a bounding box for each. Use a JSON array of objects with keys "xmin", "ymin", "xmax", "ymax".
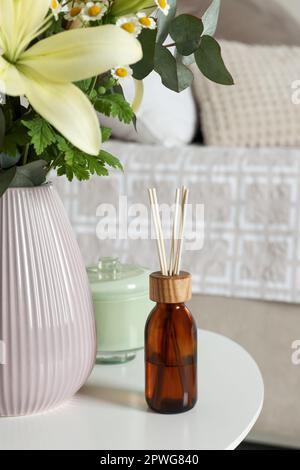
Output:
[
  {"xmin": 155, "ymin": 0, "xmax": 170, "ymax": 16},
  {"xmin": 64, "ymin": 2, "xmax": 85, "ymax": 21},
  {"xmin": 137, "ymin": 12, "xmax": 156, "ymax": 30},
  {"xmin": 82, "ymin": 1, "xmax": 108, "ymax": 22},
  {"xmin": 50, "ymin": 0, "xmax": 68, "ymax": 20},
  {"xmin": 111, "ymin": 65, "xmax": 133, "ymax": 81},
  {"xmin": 116, "ymin": 16, "xmax": 142, "ymax": 37}
]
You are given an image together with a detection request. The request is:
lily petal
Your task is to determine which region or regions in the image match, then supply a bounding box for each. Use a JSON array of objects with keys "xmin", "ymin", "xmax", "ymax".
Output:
[
  {"xmin": 0, "ymin": 0, "xmax": 15, "ymax": 53},
  {"xmin": 19, "ymin": 25, "xmax": 143, "ymax": 83},
  {"xmin": 21, "ymin": 71, "xmax": 101, "ymax": 155},
  {"xmin": 15, "ymin": 0, "xmax": 50, "ymax": 46},
  {"xmin": 0, "ymin": 0, "xmax": 50, "ymax": 58},
  {"xmin": 0, "ymin": 56, "xmax": 26, "ymax": 95}
]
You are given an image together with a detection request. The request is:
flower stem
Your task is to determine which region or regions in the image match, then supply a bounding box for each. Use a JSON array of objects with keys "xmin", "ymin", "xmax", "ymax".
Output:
[
  {"xmin": 89, "ymin": 76, "xmax": 98, "ymax": 96},
  {"xmin": 22, "ymin": 144, "xmax": 29, "ymax": 166},
  {"xmin": 47, "ymin": 153, "xmax": 63, "ymax": 175}
]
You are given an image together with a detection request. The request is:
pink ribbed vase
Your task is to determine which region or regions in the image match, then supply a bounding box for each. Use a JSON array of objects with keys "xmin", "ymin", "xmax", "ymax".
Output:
[{"xmin": 0, "ymin": 184, "xmax": 96, "ymax": 417}]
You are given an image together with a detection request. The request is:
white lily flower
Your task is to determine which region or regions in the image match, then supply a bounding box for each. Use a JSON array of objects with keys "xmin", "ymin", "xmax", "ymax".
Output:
[{"xmin": 0, "ymin": 0, "xmax": 142, "ymax": 155}]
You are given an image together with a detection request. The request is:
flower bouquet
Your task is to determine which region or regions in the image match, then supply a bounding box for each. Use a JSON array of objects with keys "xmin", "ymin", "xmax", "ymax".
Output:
[{"xmin": 0, "ymin": 0, "xmax": 232, "ymax": 196}]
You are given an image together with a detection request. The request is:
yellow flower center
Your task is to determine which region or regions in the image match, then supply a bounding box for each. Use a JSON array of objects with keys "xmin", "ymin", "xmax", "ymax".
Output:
[
  {"xmin": 158, "ymin": 0, "xmax": 167, "ymax": 8},
  {"xmin": 121, "ymin": 22, "xmax": 136, "ymax": 34},
  {"xmin": 70, "ymin": 6, "xmax": 82, "ymax": 17},
  {"xmin": 88, "ymin": 5, "xmax": 101, "ymax": 17},
  {"xmin": 139, "ymin": 17, "xmax": 151, "ymax": 27},
  {"xmin": 116, "ymin": 67, "xmax": 128, "ymax": 78},
  {"xmin": 51, "ymin": 0, "xmax": 59, "ymax": 8}
]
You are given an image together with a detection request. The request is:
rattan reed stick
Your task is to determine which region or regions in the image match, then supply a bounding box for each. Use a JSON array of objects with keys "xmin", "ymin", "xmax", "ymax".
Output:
[
  {"xmin": 148, "ymin": 188, "xmax": 168, "ymax": 276},
  {"xmin": 168, "ymin": 188, "xmax": 180, "ymax": 276},
  {"xmin": 149, "ymin": 186, "xmax": 189, "ymax": 277},
  {"xmin": 152, "ymin": 188, "xmax": 168, "ymax": 275},
  {"xmin": 174, "ymin": 187, "xmax": 189, "ymax": 275}
]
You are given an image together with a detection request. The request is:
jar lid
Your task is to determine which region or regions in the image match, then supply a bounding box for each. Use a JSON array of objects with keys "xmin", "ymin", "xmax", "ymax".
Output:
[{"xmin": 87, "ymin": 257, "xmax": 150, "ymax": 302}]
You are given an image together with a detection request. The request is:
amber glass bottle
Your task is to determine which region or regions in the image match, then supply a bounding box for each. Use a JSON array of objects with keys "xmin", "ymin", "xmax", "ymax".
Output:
[{"xmin": 145, "ymin": 272, "xmax": 197, "ymax": 414}]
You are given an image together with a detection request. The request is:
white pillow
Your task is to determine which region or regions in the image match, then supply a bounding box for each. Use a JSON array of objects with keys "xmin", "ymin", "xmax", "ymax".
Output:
[{"xmin": 99, "ymin": 71, "xmax": 197, "ymax": 147}]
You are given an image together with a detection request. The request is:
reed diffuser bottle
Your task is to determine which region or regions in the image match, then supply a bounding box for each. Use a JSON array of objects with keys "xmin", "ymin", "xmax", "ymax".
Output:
[
  {"xmin": 145, "ymin": 187, "xmax": 198, "ymax": 414},
  {"xmin": 145, "ymin": 272, "xmax": 197, "ymax": 414}
]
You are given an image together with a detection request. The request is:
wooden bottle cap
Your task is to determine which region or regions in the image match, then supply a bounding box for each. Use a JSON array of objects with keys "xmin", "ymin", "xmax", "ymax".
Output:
[{"xmin": 149, "ymin": 271, "xmax": 192, "ymax": 304}]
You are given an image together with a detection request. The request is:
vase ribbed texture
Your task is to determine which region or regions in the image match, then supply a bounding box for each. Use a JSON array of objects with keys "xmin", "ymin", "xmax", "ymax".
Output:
[{"xmin": 0, "ymin": 184, "xmax": 96, "ymax": 416}]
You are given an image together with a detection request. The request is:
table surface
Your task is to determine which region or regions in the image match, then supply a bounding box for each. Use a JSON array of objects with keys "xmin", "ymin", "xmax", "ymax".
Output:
[{"xmin": 0, "ymin": 330, "xmax": 264, "ymax": 451}]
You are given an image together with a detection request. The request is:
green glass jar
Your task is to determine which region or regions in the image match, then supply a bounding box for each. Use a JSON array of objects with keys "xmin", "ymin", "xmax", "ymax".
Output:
[{"xmin": 87, "ymin": 257, "xmax": 153, "ymax": 364}]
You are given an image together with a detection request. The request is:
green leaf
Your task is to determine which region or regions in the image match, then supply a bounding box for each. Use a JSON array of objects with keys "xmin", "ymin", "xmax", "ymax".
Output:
[
  {"xmin": 0, "ymin": 108, "xmax": 5, "ymax": 148},
  {"xmin": 99, "ymin": 150, "xmax": 123, "ymax": 171},
  {"xmin": 71, "ymin": 166, "xmax": 90, "ymax": 181},
  {"xmin": 156, "ymin": 0, "xmax": 177, "ymax": 44},
  {"xmin": 54, "ymin": 133, "xmax": 123, "ymax": 183},
  {"xmin": 2, "ymin": 106, "xmax": 13, "ymax": 132},
  {"xmin": 194, "ymin": 36, "xmax": 234, "ymax": 85},
  {"xmin": 22, "ymin": 117, "xmax": 56, "ymax": 155},
  {"xmin": 98, "ymin": 76, "xmax": 118, "ymax": 91},
  {"xmin": 10, "ymin": 160, "xmax": 48, "ymax": 188},
  {"xmin": 75, "ymin": 78, "xmax": 93, "ymax": 93},
  {"xmin": 170, "ymin": 15, "xmax": 203, "ymax": 56},
  {"xmin": 2, "ymin": 135, "xmax": 18, "ymax": 157},
  {"xmin": 0, "ymin": 166, "xmax": 16, "ymax": 198},
  {"xmin": 11, "ymin": 121, "xmax": 29, "ymax": 146},
  {"xmin": 95, "ymin": 97, "xmax": 111, "ymax": 116},
  {"xmin": 2, "ymin": 119, "xmax": 29, "ymax": 157},
  {"xmin": 154, "ymin": 45, "xmax": 194, "ymax": 92},
  {"xmin": 180, "ymin": 53, "xmax": 196, "ymax": 66},
  {"xmin": 87, "ymin": 156, "xmax": 108, "ymax": 176},
  {"xmin": 89, "ymin": 89, "xmax": 98, "ymax": 103},
  {"xmin": 132, "ymin": 29, "xmax": 156, "ymax": 80},
  {"xmin": 95, "ymin": 94, "xmax": 134, "ymax": 124},
  {"xmin": 202, "ymin": 0, "xmax": 221, "ymax": 37},
  {"xmin": 101, "ymin": 127, "xmax": 112, "ymax": 143},
  {"xmin": 56, "ymin": 134, "xmax": 71, "ymax": 154}
]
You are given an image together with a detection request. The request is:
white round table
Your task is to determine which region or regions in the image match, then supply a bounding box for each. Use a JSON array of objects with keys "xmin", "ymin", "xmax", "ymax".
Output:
[{"xmin": 0, "ymin": 330, "xmax": 264, "ymax": 450}]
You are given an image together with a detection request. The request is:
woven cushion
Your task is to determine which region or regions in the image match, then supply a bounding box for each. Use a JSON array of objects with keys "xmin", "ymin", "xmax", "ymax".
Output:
[{"xmin": 192, "ymin": 41, "xmax": 300, "ymax": 147}]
